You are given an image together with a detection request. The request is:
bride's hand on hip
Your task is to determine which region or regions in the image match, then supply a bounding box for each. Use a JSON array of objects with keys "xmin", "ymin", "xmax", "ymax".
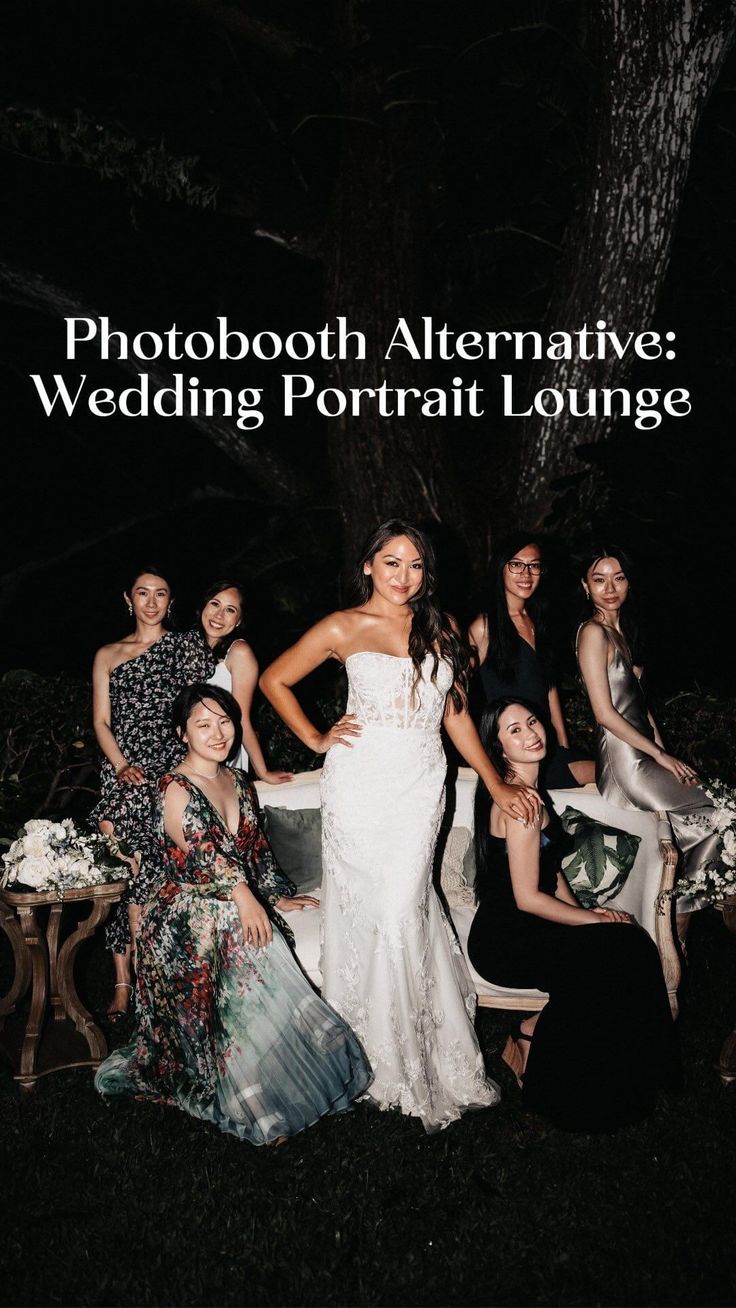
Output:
[
  {"xmin": 315, "ymin": 714, "xmax": 362, "ymax": 752},
  {"xmin": 493, "ymin": 780, "xmax": 542, "ymax": 827},
  {"xmin": 656, "ymin": 751, "xmax": 699, "ymax": 785},
  {"xmin": 276, "ymin": 894, "xmax": 320, "ymax": 912}
]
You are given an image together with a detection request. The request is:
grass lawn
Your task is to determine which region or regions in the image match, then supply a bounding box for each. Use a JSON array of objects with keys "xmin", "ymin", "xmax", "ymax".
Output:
[{"xmin": 2, "ymin": 910, "xmax": 736, "ymax": 1308}]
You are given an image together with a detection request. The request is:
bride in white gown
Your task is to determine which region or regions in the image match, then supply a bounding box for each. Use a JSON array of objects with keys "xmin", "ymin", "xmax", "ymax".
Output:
[{"xmin": 260, "ymin": 520, "xmax": 540, "ymax": 1131}]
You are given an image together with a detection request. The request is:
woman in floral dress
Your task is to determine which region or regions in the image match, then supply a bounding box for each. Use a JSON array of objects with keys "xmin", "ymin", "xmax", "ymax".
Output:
[
  {"xmin": 91, "ymin": 566, "xmax": 214, "ymax": 1016},
  {"xmin": 95, "ymin": 683, "xmax": 371, "ymax": 1144}
]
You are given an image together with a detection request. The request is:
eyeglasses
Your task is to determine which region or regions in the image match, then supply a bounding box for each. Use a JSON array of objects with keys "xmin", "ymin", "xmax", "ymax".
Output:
[{"xmin": 507, "ymin": 559, "xmax": 543, "ymax": 575}]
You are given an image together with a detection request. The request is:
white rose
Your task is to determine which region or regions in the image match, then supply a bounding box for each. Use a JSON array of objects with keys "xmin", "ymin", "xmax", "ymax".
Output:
[
  {"xmin": 52, "ymin": 824, "xmax": 68, "ymax": 842},
  {"xmin": 723, "ymin": 830, "xmax": 736, "ymax": 857},
  {"xmin": 24, "ymin": 820, "xmax": 50, "ymax": 834},
  {"xmin": 18, "ymin": 856, "xmax": 55, "ymax": 889},
  {"xmin": 22, "ymin": 834, "xmax": 49, "ymax": 859},
  {"xmin": 67, "ymin": 859, "xmax": 92, "ymax": 881}
]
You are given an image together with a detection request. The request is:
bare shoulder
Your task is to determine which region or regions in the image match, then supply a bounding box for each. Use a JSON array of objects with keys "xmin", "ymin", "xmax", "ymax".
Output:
[
  {"xmin": 468, "ymin": 613, "xmax": 487, "ymax": 644},
  {"xmin": 323, "ymin": 607, "xmax": 370, "ymax": 650},
  {"xmin": 93, "ymin": 637, "xmax": 132, "ymax": 673},
  {"xmin": 577, "ymin": 619, "xmax": 607, "ymax": 651},
  {"xmin": 163, "ymin": 777, "xmax": 188, "ymax": 818},
  {"xmin": 227, "ymin": 638, "xmax": 257, "ymax": 668},
  {"xmin": 504, "ymin": 809, "xmax": 544, "ymax": 850}
]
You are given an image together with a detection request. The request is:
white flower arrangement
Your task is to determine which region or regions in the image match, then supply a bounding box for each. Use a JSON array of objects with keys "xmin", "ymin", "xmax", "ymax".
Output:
[
  {"xmin": 671, "ymin": 779, "xmax": 736, "ymax": 905},
  {"xmin": 1, "ymin": 818, "xmax": 129, "ymax": 894}
]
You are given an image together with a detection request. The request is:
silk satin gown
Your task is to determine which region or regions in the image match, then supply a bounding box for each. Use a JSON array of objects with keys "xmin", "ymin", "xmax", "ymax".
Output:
[
  {"xmin": 579, "ymin": 621, "xmax": 721, "ymax": 891},
  {"xmin": 320, "ymin": 651, "xmax": 499, "ymax": 1132}
]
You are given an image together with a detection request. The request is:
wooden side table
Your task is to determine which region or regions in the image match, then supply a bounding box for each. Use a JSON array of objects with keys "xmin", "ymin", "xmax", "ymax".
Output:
[{"xmin": 0, "ymin": 880, "xmax": 127, "ymax": 1089}]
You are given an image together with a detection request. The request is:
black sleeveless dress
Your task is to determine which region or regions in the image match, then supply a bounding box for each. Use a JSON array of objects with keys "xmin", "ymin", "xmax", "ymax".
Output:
[
  {"xmin": 478, "ymin": 636, "xmax": 581, "ymax": 788},
  {"xmin": 467, "ymin": 815, "xmax": 679, "ymax": 1130}
]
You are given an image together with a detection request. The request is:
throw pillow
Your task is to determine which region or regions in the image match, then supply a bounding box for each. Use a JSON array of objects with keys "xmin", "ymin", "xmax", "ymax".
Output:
[
  {"xmin": 559, "ymin": 806, "xmax": 640, "ymax": 907},
  {"xmin": 262, "ymin": 806, "xmax": 322, "ymax": 893}
]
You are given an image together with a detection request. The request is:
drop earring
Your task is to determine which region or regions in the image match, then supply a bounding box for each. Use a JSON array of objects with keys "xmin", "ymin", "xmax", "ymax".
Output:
[{"xmin": 126, "ymin": 601, "xmax": 133, "ymax": 616}]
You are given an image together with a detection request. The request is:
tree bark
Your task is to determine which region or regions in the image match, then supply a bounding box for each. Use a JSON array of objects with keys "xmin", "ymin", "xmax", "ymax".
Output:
[
  {"xmin": 513, "ymin": 0, "xmax": 736, "ymax": 529},
  {"xmin": 322, "ymin": 2, "xmax": 477, "ymax": 575}
]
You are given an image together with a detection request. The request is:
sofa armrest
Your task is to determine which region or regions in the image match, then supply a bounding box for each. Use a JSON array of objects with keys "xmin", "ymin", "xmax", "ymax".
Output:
[{"xmin": 548, "ymin": 786, "xmax": 681, "ymax": 1016}]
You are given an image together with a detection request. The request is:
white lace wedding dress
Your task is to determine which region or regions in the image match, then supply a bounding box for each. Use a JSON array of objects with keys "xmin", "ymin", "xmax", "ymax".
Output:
[{"xmin": 320, "ymin": 651, "xmax": 500, "ymax": 1131}]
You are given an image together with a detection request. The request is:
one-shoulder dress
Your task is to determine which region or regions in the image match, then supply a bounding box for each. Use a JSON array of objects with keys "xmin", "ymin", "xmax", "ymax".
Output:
[
  {"xmin": 579, "ymin": 621, "xmax": 721, "ymax": 889},
  {"xmin": 320, "ymin": 652, "xmax": 499, "ymax": 1132},
  {"xmin": 95, "ymin": 771, "xmax": 371, "ymax": 1143},
  {"xmin": 90, "ymin": 631, "xmax": 213, "ymax": 953},
  {"xmin": 467, "ymin": 816, "xmax": 679, "ymax": 1129}
]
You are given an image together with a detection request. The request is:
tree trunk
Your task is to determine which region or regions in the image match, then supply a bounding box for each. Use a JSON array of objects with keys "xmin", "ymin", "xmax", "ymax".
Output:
[
  {"xmin": 513, "ymin": 0, "xmax": 736, "ymax": 529},
  {"xmin": 323, "ymin": 2, "xmax": 477, "ymax": 577}
]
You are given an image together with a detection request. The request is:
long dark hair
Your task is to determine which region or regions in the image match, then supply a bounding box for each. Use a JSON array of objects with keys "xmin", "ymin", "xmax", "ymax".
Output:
[
  {"xmin": 350, "ymin": 518, "xmax": 469, "ymax": 711},
  {"xmin": 481, "ymin": 531, "xmax": 550, "ymax": 681},
  {"xmin": 124, "ymin": 564, "xmax": 176, "ymax": 629},
  {"xmin": 577, "ymin": 543, "xmax": 642, "ymax": 665},
  {"xmin": 171, "ymin": 682, "xmax": 243, "ymax": 764},
  {"xmin": 472, "ymin": 695, "xmax": 547, "ymax": 903},
  {"xmin": 196, "ymin": 579, "xmax": 247, "ymax": 662}
]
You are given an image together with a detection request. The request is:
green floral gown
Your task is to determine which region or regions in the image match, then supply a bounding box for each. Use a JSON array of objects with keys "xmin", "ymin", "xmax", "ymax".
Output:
[{"xmin": 95, "ymin": 771, "xmax": 371, "ymax": 1144}]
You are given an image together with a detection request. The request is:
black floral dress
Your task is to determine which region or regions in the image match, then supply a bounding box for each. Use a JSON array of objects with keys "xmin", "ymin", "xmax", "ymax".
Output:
[
  {"xmin": 90, "ymin": 630, "xmax": 213, "ymax": 953},
  {"xmin": 95, "ymin": 771, "xmax": 372, "ymax": 1144}
]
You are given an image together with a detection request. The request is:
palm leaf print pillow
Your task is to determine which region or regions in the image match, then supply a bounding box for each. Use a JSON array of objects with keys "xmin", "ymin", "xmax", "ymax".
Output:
[{"xmin": 559, "ymin": 807, "xmax": 641, "ymax": 907}]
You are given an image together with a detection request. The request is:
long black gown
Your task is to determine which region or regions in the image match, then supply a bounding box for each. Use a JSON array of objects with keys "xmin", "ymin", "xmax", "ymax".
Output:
[{"xmin": 467, "ymin": 814, "xmax": 679, "ymax": 1130}]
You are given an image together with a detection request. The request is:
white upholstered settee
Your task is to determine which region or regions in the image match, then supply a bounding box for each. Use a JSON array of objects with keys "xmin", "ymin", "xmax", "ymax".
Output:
[{"xmin": 254, "ymin": 769, "xmax": 682, "ymax": 1018}]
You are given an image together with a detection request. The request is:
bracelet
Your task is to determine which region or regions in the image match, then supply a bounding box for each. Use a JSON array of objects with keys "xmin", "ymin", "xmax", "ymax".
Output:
[{"xmin": 115, "ymin": 760, "xmax": 128, "ymax": 776}]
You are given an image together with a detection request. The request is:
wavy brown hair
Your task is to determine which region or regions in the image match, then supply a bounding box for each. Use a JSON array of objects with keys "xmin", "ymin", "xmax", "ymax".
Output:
[{"xmin": 350, "ymin": 518, "xmax": 470, "ymax": 711}]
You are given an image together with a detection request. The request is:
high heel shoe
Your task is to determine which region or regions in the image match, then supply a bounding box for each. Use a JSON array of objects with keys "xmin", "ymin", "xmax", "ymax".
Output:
[
  {"xmin": 502, "ymin": 1028, "xmax": 533, "ymax": 1089},
  {"xmin": 107, "ymin": 982, "xmax": 133, "ymax": 1024}
]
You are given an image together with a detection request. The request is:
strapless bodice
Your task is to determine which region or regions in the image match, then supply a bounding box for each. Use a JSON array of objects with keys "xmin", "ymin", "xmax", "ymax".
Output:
[{"xmin": 344, "ymin": 651, "xmax": 453, "ymax": 731}]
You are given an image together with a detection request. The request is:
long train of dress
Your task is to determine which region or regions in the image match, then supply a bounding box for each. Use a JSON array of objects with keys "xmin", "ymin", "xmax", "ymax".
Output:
[{"xmin": 320, "ymin": 651, "xmax": 499, "ymax": 1132}]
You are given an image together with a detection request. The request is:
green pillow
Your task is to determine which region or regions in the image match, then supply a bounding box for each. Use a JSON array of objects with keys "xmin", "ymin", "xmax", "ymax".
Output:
[
  {"xmin": 262, "ymin": 806, "xmax": 322, "ymax": 893},
  {"xmin": 559, "ymin": 807, "xmax": 640, "ymax": 908}
]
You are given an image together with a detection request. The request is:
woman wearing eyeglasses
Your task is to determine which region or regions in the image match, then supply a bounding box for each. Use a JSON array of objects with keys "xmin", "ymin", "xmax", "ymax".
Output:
[{"xmin": 469, "ymin": 531, "xmax": 594, "ymax": 789}]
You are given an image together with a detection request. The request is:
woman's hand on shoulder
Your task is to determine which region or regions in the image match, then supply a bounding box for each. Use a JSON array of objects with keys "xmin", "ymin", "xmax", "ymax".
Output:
[
  {"xmin": 491, "ymin": 778, "xmax": 542, "ymax": 827},
  {"xmin": 259, "ymin": 769, "xmax": 294, "ymax": 784},
  {"xmin": 275, "ymin": 894, "xmax": 319, "ymax": 912}
]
